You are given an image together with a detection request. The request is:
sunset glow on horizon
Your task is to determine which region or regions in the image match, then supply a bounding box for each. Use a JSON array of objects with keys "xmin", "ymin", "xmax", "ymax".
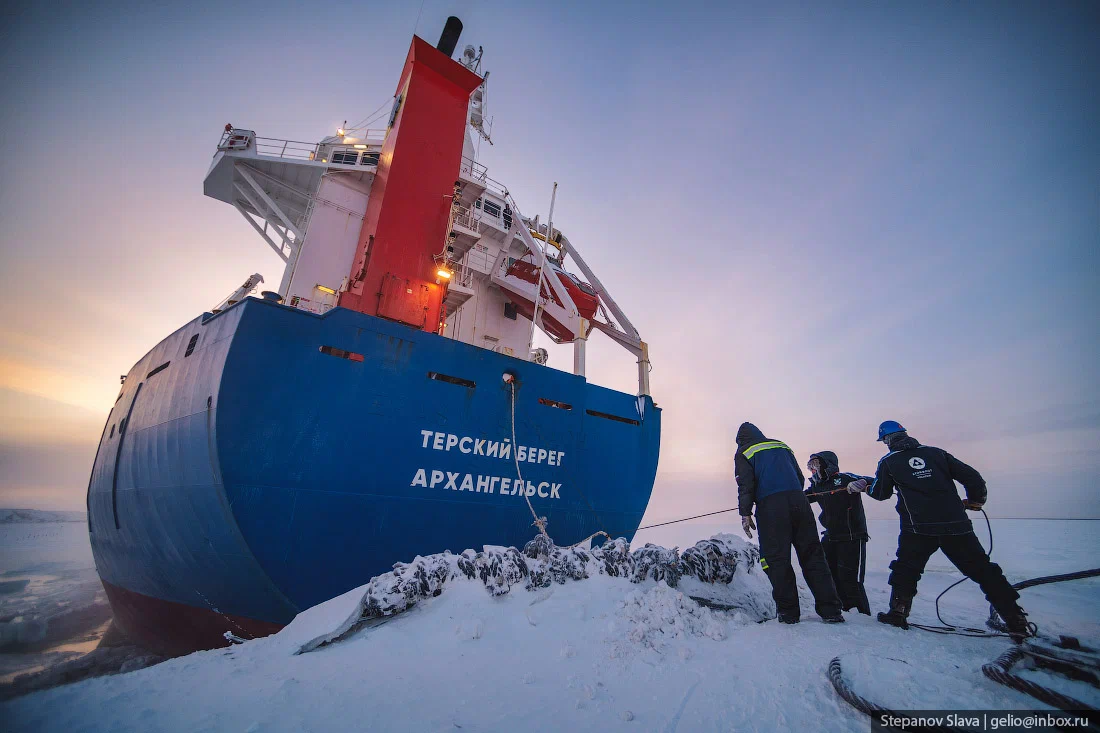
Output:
[{"xmin": 2, "ymin": 0, "xmax": 1097, "ymax": 519}]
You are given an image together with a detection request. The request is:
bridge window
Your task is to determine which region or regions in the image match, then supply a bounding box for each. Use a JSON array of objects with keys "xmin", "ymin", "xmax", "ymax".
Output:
[
  {"xmin": 331, "ymin": 150, "xmax": 358, "ymax": 165},
  {"xmin": 504, "ymin": 302, "xmax": 517, "ymax": 321},
  {"xmin": 482, "ymin": 200, "xmax": 502, "ymax": 219}
]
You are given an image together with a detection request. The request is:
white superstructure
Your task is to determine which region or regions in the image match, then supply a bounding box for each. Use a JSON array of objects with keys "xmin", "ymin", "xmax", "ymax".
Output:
[{"xmin": 201, "ymin": 42, "xmax": 650, "ymax": 395}]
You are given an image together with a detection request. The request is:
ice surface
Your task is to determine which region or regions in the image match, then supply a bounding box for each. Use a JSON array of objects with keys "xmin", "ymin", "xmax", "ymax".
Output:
[
  {"xmin": 0, "ymin": 518, "xmax": 1097, "ymax": 731},
  {"xmin": 0, "ymin": 518, "xmax": 112, "ymax": 688},
  {"xmin": 0, "ymin": 510, "xmax": 86, "ymax": 525}
]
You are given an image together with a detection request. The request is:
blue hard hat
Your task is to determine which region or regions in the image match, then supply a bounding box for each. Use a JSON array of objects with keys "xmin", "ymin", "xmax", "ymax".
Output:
[{"xmin": 877, "ymin": 420, "xmax": 906, "ymax": 442}]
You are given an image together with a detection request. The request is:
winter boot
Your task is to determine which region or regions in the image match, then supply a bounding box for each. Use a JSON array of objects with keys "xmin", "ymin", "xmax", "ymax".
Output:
[
  {"xmin": 876, "ymin": 589, "xmax": 912, "ymax": 630},
  {"xmin": 821, "ymin": 614, "xmax": 846, "ymax": 624},
  {"xmin": 996, "ymin": 604, "xmax": 1035, "ymax": 642},
  {"xmin": 777, "ymin": 613, "xmax": 800, "ymax": 624}
]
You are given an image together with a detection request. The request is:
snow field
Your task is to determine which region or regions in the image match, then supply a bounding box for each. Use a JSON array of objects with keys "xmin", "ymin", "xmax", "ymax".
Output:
[{"xmin": 3, "ymin": 519, "xmax": 1098, "ymax": 731}]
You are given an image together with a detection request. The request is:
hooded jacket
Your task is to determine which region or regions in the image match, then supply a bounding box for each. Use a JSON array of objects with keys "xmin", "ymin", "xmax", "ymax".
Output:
[
  {"xmin": 734, "ymin": 422, "xmax": 804, "ymax": 516},
  {"xmin": 804, "ymin": 451, "xmax": 871, "ymax": 542},
  {"xmin": 868, "ymin": 434, "xmax": 986, "ymax": 535}
]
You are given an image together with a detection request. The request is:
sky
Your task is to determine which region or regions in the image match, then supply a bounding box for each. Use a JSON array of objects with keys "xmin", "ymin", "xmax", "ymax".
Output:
[{"xmin": 1, "ymin": 0, "xmax": 1097, "ymax": 520}]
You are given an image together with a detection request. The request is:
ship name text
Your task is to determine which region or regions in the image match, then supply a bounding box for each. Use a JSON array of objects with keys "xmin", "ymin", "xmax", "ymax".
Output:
[{"xmin": 412, "ymin": 429, "xmax": 566, "ymax": 500}]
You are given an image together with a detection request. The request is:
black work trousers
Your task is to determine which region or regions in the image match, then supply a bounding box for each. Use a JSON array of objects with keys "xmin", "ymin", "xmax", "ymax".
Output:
[
  {"xmin": 888, "ymin": 530, "xmax": 1020, "ymax": 613},
  {"xmin": 823, "ymin": 538, "xmax": 871, "ymax": 615},
  {"xmin": 756, "ymin": 490, "xmax": 842, "ymax": 620}
]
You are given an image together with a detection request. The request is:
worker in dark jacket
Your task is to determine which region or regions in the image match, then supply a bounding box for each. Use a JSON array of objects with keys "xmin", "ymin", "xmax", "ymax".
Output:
[
  {"xmin": 805, "ymin": 451, "xmax": 872, "ymax": 615},
  {"xmin": 735, "ymin": 422, "xmax": 844, "ymax": 624},
  {"xmin": 860, "ymin": 420, "xmax": 1031, "ymax": 637}
]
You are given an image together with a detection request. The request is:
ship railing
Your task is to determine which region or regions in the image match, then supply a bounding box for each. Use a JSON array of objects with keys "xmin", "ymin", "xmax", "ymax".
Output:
[
  {"xmin": 448, "ymin": 261, "xmax": 475, "ymax": 288},
  {"xmin": 464, "ymin": 245, "xmax": 495, "ymax": 275},
  {"xmin": 452, "ymin": 204, "xmax": 479, "ymax": 233},
  {"xmin": 254, "ymin": 137, "xmax": 325, "ymax": 160},
  {"xmin": 460, "ymin": 156, "xmax": 488, "ymax": 183},
  {"xmin": 217, "ymin": 128, "xmax": 386, "ymax": 164},
  {"xmin": 459, "ymin": 156, "xmax": 509, "ymax": 198}
]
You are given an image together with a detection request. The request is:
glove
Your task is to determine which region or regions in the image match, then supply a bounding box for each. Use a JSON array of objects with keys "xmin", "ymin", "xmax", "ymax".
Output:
[
  {"xmin": 963, "ymin": 500, "xmax": 984, "ymax": 511},
  {"xmin": 741, "ymin": 515, "xmax": 756, "ymax": 539},
  {"xmin": 847, "ymin": 479, "xmax": 869, "ymax": 494}
]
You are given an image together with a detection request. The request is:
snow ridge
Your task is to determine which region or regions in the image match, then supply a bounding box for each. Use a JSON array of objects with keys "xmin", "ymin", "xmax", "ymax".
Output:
[{"xmin": 295, "ymin": 533, "xmax": 765, "ymax": 654}]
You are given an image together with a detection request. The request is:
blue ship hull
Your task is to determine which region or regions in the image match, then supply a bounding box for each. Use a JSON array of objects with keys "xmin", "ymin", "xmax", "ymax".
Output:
[{"xmin": 87, "ymin": 298, "xmax": 660, "ymax": 654}]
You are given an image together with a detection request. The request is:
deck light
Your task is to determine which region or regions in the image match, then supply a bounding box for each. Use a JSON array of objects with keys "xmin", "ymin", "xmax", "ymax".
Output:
[
  {"xmin": 353, "ymin": 144, "xmax": 367, "ymax": 149},
  {"xmin": 337, "ymin": 128, "xmax": 346, "ymax": 136},
  {"xmin": 316, "ymin": 284, "xmax": 337, "ymax": 295},
  {"xmin": 437, "ymin": 268, "xmax": 453, "ymax": 279}
]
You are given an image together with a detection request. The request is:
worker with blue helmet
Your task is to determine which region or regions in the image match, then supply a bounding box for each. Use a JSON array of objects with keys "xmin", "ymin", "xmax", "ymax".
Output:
[{"xmin": 853, "ymin": 420, "xmax": 1032, "ymax": 639}]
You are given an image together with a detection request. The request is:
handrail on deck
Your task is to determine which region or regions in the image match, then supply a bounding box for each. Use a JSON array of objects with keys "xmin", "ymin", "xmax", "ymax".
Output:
[{"xmin": 217, "ymin": 128, "xmax": 386, "ymax": 164}]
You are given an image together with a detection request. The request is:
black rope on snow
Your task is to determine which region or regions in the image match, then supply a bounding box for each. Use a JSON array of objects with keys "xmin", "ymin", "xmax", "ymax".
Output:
[
  {"xmin": 827, "ymin": 656, "xmax": 965, "ymax": 733},
  {"xmin": 636, "ymin": 508, "xmax": 739, "ymax": 531},
  {"xmin": 1013, "ymin": 568, "xmax": 1100, "ymax": 592},
  {"xmin": 830, "ymin": 506, "xmax": 1100, "ymax": 725},
  {"xmin": 986, "ymin": 568, "xmax": 1100, "ymax": 634},
  {"xmin": 981, "ymin": 645, "xmax": 1099, "ymax": 717},
  {"xmin": 911, "ymin": 510, "xmax": 1000, "ymax": 635}
]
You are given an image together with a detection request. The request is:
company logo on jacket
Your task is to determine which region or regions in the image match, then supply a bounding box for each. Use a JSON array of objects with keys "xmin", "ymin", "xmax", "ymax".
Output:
[{"xmin": 909, "ymin": 457, "xmax": 926, "ymax": 469}]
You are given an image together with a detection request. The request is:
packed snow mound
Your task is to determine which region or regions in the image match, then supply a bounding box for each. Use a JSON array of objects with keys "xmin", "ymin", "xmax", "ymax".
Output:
[
  {"xmin": 294, "ymin": 533, "xmax": 773, "ymax": 653},
  {"xmin": 615, "ymin": 583, "xmax": 729, "ymax": 650}
]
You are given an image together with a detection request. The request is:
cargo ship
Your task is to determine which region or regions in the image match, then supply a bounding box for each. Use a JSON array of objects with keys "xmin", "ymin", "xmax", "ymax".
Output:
[{"xmin": 86, "ymin": 18, "xmax": 660, "ymax": 656}]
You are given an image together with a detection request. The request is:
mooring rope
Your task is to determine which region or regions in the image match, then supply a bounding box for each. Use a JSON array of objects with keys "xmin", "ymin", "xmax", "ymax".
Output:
[
  {"xmin": 828, "ymin": 656, "xmax": 974, "ymax": 732},
  {"xmin": 509, "ymin": 379, "xmax": 550, "ymax": 539},
  {"xmin": 508, "ymin": 378, "xmax": 617, "ymax": 549},
  {"xmin": 982, "ymin": 645, "xmax": 1099, "ymax": 714}
]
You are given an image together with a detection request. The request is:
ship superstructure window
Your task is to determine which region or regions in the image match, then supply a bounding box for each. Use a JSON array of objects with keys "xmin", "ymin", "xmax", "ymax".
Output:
[
  {"xmin": 482, "ymin": 200, "xmax": 502, "ymax": 219},
  {"xmin": 185, "ymin": 334, "xmax": 199, "ymax": 357},
  {"xmin": 504, "ymin": 302, "xmax": 517, "ymax": 320},
  {"xmin": 360, "ymin": 152, "xmax": 380, "ymax": 166},
  {"xmin": 331, "ymin": 150, "xmax": 358, "ymax": 165}
]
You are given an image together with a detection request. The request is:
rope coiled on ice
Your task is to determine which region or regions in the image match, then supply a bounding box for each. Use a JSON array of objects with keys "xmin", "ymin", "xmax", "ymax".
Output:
[
  {"xmin": 981, "ymin": 645, "xmax": 1099, "ymax": 715},
  {"xmin": 827, "ymin": 657, "xmax": 961, "ymax": 733}
]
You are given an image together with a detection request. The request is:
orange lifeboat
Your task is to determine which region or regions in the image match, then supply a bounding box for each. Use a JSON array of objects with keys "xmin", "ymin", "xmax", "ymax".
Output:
[{"xmin": 503, "ymin": 259, "xmax": 599, "ymax": 342}]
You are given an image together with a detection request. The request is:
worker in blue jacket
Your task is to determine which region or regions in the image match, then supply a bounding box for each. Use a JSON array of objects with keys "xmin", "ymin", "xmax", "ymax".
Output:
[
  {"xmin": 735, "ymin": 422, "xmax": 844, "ymax": 624},
  {"xmin": 804, "ymin": 451, "xmax": 872, "ymax": 615}
]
